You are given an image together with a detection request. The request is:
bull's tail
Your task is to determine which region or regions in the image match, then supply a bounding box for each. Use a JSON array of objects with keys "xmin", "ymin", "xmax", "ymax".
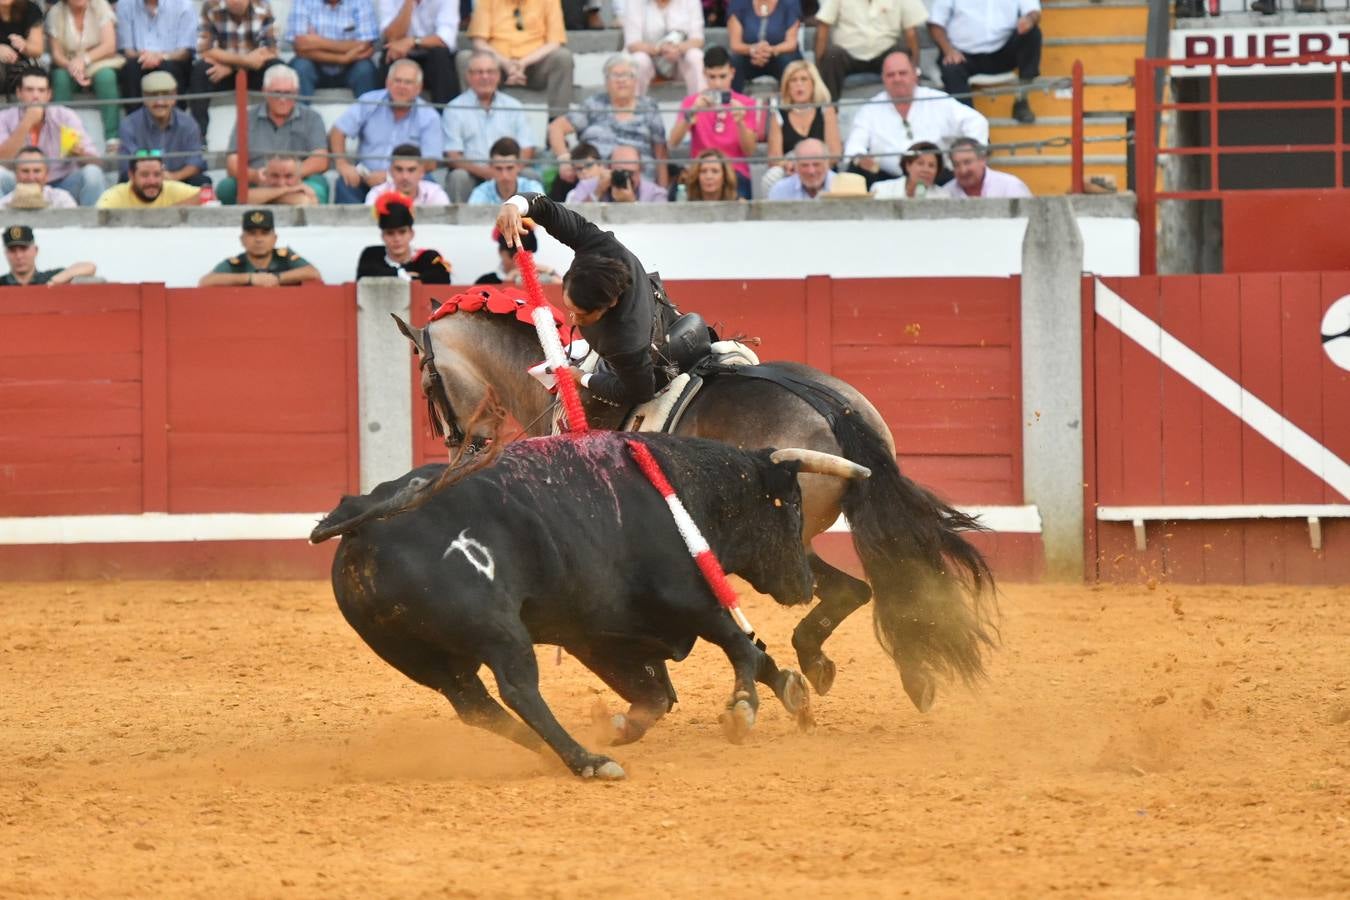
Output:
[
  {"xmin": 831, "ymin": 409, "xmax": 1000, "ymax": 708},
  {"xmin": 310, "ymin": 394, "xmax": 508, "ymax": 543},
  {"xmin": 310, "ymin": 473, "xmax": 442, "ymax": 543}
]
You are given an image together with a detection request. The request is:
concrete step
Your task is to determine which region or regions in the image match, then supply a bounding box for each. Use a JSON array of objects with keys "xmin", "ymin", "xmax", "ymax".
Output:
[
  {"xmin": 987, "ymin": 154, "xmax": 1129, "ymax": 194},
  {"xmin": 1040, "ymin": 2, "xmax": 1150, "ymax": 36},
  {"xmin": 975, "ymin": 79, "xmax": 1136, "ymax": 118},
  {"xmin": 988, "ymin": 117, "xmax": 1128, "ymax": 157},
  {"xmin": 1043, "ymin": 37, "xmax": 1147, "ymax": 76}
]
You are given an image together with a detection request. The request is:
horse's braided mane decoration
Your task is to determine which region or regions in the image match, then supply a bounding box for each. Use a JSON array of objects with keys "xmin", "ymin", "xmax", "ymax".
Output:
[{"xmin": 426, "ymin": 285, "xmax": 565, "ymax": 330}]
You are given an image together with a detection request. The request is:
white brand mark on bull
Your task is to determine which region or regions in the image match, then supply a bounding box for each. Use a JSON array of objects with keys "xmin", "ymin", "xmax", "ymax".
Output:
[{"xmin": 443, "ymin": 529, "xmax": 496, "ymax": 581}]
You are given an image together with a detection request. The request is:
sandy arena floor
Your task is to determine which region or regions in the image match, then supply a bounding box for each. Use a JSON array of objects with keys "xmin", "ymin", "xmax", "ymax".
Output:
[{"xmin": 1, "ymin": 578, "xmax": 1347, "ymax": 899}]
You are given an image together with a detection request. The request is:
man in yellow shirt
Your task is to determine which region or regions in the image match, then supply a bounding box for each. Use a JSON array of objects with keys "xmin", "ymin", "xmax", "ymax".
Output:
[
  {"xmin": 457, "ymin": 0, "xmax": 572, "ymax": 121},
  {"xmin": 95, "ymin": 151, "xmax": 203, "ymax": 209}
]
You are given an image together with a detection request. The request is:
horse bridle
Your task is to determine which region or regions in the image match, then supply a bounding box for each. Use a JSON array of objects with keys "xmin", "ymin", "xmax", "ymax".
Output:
[{"xmin": 418, "ymin": 324, "xmax": 469, "ymax": 449}]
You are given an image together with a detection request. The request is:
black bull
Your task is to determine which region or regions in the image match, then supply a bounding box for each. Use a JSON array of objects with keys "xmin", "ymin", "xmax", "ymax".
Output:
[{"xmin": 310, "ymin": 431, "xmax": 868, "ymax": 780}]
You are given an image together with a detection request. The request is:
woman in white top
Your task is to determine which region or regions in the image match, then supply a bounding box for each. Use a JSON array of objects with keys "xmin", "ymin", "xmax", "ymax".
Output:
[
  {"xmin": 45, "ymin": 0, "xmax": 123, "ymax": 146},
  {"xmin": 623, "ymin": 0, "xmax": 706, "ymax": 96},
  {"xmin": 871, "ymin": 141, "xmax": 947, "ymax": 200}
]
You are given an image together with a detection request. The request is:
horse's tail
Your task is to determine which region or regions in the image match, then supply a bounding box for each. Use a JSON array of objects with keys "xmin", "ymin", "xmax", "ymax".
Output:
[{"xmin": 830, "ymin": 408, "xmax": 1000, "ymax": 709}]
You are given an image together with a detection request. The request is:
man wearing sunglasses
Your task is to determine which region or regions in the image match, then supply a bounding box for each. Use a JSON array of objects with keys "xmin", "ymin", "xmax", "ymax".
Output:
[
  {"xmin": 459, "ymin": 0, "xmax": 574, "ymax": 121},
  {"xmin": 95, "ymin": 151, "xmax": 203, "ymax": 207},
  {"xmin": 116, "ymin": 71, "xmax": 208, "ymax": 185},
  {"xmin": 843, "ymin": 49, "xmax": 987, "ymax": 188}
]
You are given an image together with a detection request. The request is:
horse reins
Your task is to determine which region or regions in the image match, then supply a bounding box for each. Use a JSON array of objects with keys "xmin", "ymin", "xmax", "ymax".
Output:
[{"xmin": 418, "ymin": 324, "xmax": 468, "ymax": 449}]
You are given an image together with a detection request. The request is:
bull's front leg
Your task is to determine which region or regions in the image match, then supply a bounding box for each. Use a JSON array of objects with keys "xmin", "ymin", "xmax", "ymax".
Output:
[
  {"xmin": 483, "ymin": 638, "xmax": 626, "ymax": 780},
  {"xmin": 697, "ymin": 615, "xmax": 766, "ymax": 745}
]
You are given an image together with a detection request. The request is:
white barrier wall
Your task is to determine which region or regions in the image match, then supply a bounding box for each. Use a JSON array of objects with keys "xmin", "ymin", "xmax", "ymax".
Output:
[{"xmin": 24, "ymin": 197, "xmax": 1138, "ymax": 287}]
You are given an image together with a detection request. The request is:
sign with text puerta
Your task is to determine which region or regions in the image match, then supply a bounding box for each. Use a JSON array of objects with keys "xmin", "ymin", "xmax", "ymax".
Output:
[{"xmin": 1170, "ymin": 27, "xmax": 1350, "ymax": 74}]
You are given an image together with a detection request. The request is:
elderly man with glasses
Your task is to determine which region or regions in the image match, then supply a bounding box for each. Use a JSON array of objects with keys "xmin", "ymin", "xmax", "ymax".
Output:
[
  {"xmin": 458, "ymin": 0, "xmax": 573, "ymax": 122},
  {"xmin": 843, "ymin": 49, "xmax": 986, "ymax": 188},
  {"xmin": 442, "ymin": 49, "xmax": 537, "ymax": 203},
  {"xmin": 219, "ymin": 64, "xmax": 331, "ymax": 204},
  {"xmin": 329, "ymin": 58, "xmax": 443, "ymax": 204}
]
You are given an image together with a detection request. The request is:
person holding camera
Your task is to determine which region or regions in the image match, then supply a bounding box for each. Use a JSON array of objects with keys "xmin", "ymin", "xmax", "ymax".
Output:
[
  {"xmin": 665, "ymin": 45, "xmax": 762, "ymax": 199},
  {"xmin": 565, "ymin": 144, "xmax": 667, "ymax": 203}
]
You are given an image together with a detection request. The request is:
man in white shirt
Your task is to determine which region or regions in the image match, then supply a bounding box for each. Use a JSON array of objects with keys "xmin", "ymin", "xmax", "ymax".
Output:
[
  {"xmin": 378, "ymin": 0, "xmax": 460, "ymax": 105},
  {"xmin": 813, "ymin": 0, "xmax": 929, "ymax": 105},
  {"xmin": 929, "ymin": 0, "xmax": 1042, "ymax": 123},
  {"xmin": 843, "ymin": 51, "xmax": 988, "ymax": 187},
  {"xmin": 941, "ymin": 137, "xmax": 1031, "ymax": 198}
]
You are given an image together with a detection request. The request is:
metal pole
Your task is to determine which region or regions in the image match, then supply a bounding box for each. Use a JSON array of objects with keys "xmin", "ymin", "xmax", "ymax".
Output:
[
  {"xmin": 1071, "ymin": 60, "xmax": 1085, "ymax": 194},
  {"xmin": 1134, "ymin": 58, "xmax": 1157, "ymax": 276},
  {"xmin": 235, "ymin": 69, "xmax": 250, "ymax": 205}
]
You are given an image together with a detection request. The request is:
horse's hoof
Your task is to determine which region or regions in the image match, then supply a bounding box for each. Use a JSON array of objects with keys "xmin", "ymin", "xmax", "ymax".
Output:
[
  {"xmin": 778, "ymin": 670, "xmax": 809, "ymax": 716},
  {"xmin": 719, "ymin": 692, "xmax": 755, "ymax": 745},
  {"xmin": 579, "ymin": 758, "xmax": 627, "ymax": 780},
  {"xmin": 901, "ymin": 667, "xmax": 937, "ymax": 713},
  {"xmin": 804, "ymin": 655, "xmax": 837, "ymax": 696}
]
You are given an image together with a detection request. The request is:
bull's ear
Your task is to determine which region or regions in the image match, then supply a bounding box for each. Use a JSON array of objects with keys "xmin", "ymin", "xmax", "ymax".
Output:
[{"xmin": 391, "ymin": 313, "xmax": 424, "ymax": 356}]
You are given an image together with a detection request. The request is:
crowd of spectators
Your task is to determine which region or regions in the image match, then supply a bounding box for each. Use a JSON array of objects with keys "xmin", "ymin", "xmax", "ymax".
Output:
[{"xmin": 0, "ymin": 0, "xmax": 1041, "ymax": 212}]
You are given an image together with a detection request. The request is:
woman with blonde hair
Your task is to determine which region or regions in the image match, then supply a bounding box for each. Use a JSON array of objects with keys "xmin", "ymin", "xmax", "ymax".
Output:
[
  {"xmin": 44, "ymin": 0, "xmax": 122, "ymax": 146},
  {"xmin": 762, "ymin": 59, "xmax": 839, "ymax": 196},
  {"xmin": 679, "ymin": 147, "xmax": 738, "ymax": 201}
]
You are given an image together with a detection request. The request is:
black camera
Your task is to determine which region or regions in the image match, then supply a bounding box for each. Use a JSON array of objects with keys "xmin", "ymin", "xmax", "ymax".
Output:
[
  {"xmin": 721, "ymin": 90, "xmax": 731, "ymax": 104},
  {"xmin": 611, "ymin": 169, "xmax": 631, "ymax": 190}
]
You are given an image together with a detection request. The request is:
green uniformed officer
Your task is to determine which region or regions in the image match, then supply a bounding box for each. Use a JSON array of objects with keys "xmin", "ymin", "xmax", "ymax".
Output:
[
  {"xmin": 198, "ymin": 210, "xmax": 323, "ymax": 287},
  {"xmin": 1, "ymin": 225, "xmax": 98, "ymax": 286}
]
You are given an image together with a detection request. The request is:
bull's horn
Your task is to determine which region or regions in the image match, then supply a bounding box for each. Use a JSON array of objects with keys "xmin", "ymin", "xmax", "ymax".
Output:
[{"xmin": 770, "ymin": 449, "xmax": 871, "ymax": 479}]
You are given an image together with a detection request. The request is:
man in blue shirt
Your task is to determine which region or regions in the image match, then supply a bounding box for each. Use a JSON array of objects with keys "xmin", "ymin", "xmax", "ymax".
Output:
[
  {"xmin": 117, "ymin": 71, "xmax": 208, "ymax": 185},
  {"xmin": 117, "ymin": 0, "xmax": 199, "ymax": 110},
  {"xmin": 329, "ymin": 58, "xmax": 444, "ymax": 203},
  {"xmin": 285, "ymin": 0, "xmax": 379, "ymax": 99},
  {"xmin": 442, "ymin": 50, "xmax": 536, "ymax": 202},
  {"xmin": 467, "ymin": 137, "xmax": 543, "ymax": 204}
]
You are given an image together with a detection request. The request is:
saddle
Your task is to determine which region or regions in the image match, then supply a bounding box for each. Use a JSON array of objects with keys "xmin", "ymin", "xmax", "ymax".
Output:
[{"xmin": 549, "ymin": 312, "xmax": 760, "ymax": 436}]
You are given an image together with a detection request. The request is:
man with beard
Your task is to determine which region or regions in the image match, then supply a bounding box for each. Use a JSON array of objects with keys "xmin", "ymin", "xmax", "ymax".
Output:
[
  {"xmin": 1, "ymin": 225, "xmax": 97, "ymax": 286},
  {"xmin": 96, "ymin": 151, "xmax": 202, "ymax": 208},
  {"xmin": 329, "ymin": 58, "xmax": 443, "ymax": 203},
  {"xmin": 355, "ymin": 192, "xmax": 451, "ymax": 283},
  {"xmin": 198, "ymin": 209, "xmax": 322, "ymax": 286}
]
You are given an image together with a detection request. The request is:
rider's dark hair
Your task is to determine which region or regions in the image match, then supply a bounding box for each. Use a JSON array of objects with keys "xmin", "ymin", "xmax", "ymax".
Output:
[{"xmin": 563, "ymin": 255, "xmax": 631, "ymax": 311}]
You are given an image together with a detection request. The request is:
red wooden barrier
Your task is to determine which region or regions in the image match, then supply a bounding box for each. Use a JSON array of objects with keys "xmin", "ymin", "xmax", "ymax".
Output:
[
  {"xmin": 1091, "ymin": 274, "xmax": 1350, "ymax": 583},
  {"xmin": 410, "ymin": 276, "xmax": 1023, "ymax": 505},
  {"xmin": 1, "ymin": 284, "xmax": 359, "ymax": 578}
]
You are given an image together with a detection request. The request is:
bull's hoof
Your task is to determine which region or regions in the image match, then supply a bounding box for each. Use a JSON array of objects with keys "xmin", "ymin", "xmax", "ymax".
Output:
[
  {"xmin": 778, "ymin": 670, "xmax": 816, "ymax": 732},
  {"xmin": 803, "ymin": 654, "xmax": 837, "ymax": 696},
  {"xmin": 579, "ymin": 758, "xmax": 627, "ymax": 781},
  {"xmin": 719, "ymin": 692, "xmax": 756, "ymax": 745},
  {"xmin": 589, "ymin": 700, "xmax": 628, "ymax": 746},
  {"xmin": 900, "ymin": 667, "xmax": 937, "ymax": 713},
  {"xmin": 777, "ymin": 670, "xmax": 808, "ymax": 716}
]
